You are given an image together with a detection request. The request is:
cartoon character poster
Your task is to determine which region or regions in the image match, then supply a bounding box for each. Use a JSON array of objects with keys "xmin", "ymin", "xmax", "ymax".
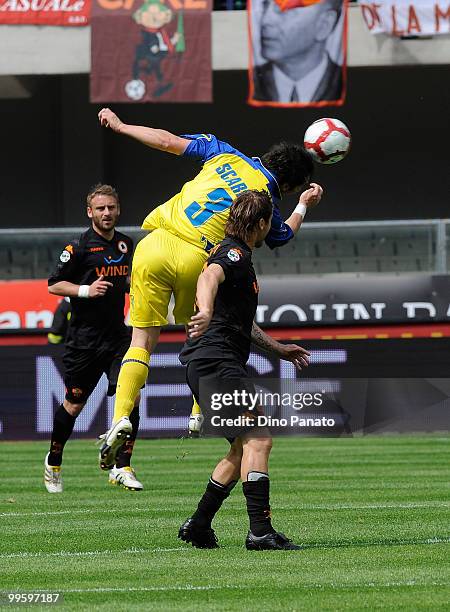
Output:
[{"xmin": 91, "ymin": 0, "xmax": 212, "ymax": 103}]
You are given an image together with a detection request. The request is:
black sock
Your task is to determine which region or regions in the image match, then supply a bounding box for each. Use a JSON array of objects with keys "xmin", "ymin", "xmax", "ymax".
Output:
[
  {"xmin": 192, "ymin": 477, "xmax": 237, "ymax": 528},
  {"xmin": 47, "ymin": 405, "xmax": 77, "ymax": 466},
  {"xmin": 115, "ymin": 406, "xmax": 140, "ymax": 469},
  {"xmin": 242, "ymin": 474, "xmax": 275, "ymax": 537}
]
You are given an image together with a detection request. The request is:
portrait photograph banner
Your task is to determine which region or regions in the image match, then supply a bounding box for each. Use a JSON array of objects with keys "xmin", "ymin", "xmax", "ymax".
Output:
[
  {"xmin": 0, "ymin": 0, "xmax": 90, "ymax": 25},
  {"xmin": 90, "ymin": 0, "xmax": 212, "ymax": 103},
  {"xmin": 359, "ymin": 0, "xmax": 450, "ymax": 37},
  {"xmin": 248, "ymin": 0, "xmax": 348, "ymax": 108}
]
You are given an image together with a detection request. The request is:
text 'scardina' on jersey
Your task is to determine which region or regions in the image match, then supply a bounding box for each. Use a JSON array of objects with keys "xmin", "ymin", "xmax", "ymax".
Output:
[{"xmin": 141, "ymin": 134, "xmax": 293, "ymax": 252}]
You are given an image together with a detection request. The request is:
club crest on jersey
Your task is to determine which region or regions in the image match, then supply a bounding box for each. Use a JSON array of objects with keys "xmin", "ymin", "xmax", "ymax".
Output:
[
  {"xmin": 60, "ymin": 250, "xmax": 71, "ymax": 263},
  {"xmin": 227, "ymin": 248, "xmax": 241, "ymax": 262},
  {"xmin": 118, "ymin": 241, "xmax": 128, "ymax": 253},
  {"xmin": 71, "ymin": 387, "xmax": 83, "ymax": 399}
]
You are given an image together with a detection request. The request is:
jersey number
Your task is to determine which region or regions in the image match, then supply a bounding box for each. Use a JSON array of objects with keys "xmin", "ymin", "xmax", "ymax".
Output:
[{"xmin": 184, "ymin": 188, "xmax": 232, "ymax": 227}]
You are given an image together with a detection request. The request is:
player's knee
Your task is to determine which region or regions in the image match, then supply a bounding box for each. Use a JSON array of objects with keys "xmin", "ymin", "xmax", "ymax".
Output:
[
  {"xmin": 245, "ymin": 435, "xmax": 273, "ymax": 456},
  {"xmin": 258, "ymin": 436, "xmax": 273, "ymax": 455},
  {"xmin": 63, "ymin": 400, "xmax": 85, "ymax": 417},
  {"xmin": 131, "ymin": 326, "xmax": 160, "ymax": 353}
]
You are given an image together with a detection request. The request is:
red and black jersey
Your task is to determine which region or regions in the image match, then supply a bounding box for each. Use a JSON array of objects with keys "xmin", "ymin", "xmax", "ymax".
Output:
[
  {"xmin": 180, "ymin": 236, "xmax": 259, "ymax": 366},
  {"xmin": 48, "ymin": 227, "xmax": 133, "ymax": 349}
]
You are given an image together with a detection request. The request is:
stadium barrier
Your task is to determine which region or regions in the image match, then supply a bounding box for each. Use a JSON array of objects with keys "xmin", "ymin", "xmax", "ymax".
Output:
[
  {"xmin": 3, "ymin": 274, "xmax": 450, "ymax": 331},
  {"xmin": 0, "ymin": 218, "xmax": 448, "ymax": 280}
]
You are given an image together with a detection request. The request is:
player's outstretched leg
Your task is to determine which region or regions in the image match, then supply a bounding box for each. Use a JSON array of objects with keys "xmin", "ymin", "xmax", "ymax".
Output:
[
  {"xmin": 114, "ymin": 347, "xmax": 150, "ymax": 421},
  {"xmin": 98, "ymin": 416, "xmax": 133, "ymax": 471},
  {"xmin": 98, "ymin": 347, "xmax": 148, "ymax": 470},
  {"xmin": 99, "ymin": 328, "xmax": 158, "ymax": 470},
  {"xmin": 109, "ymin": 404, "xmax": 143, "ymax": 490},
  {"xmin": 188, "ymin": 397, "xmax": 204, "ymax": 438},
  {"xmin": 179, "ymin": 440, "xmax": 241, "ymax": 548},
  {"xmin": 44, "ymin": 402, "xmax": 80, "ymax": 493},
  {"xmin": 241, "ymin": 437, "xmax": 301, "ymax": 551}
]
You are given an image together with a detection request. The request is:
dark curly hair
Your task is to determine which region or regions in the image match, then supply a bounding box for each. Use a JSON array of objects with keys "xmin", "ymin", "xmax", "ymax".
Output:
[{"xmin": 261, "ymin": 143, "xmax": 314, "ymax": 192}]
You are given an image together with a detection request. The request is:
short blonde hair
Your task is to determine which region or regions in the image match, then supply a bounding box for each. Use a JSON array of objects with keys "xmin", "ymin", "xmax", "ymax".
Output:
[{"xmin": 86, "ymin": 184, "xmax": 119, "ymax": 208}]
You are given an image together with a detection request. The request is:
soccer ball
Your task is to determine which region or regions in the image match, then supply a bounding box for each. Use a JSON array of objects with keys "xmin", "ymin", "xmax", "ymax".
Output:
[
  {"xmin": 125, "ymin": 79, "xmax": 146, "ymax": 101},
  {"xmin": 304, "ymin": 118, "xmax": 351, "ymax": 165}
]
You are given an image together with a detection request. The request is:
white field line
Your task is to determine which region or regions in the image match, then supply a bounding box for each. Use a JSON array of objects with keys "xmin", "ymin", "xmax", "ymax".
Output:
[
  {"xmin": 1, "ymin": 500, "xmax": 449, "ymax": 518},
  {"xmin": 302, "ymin": 536, "xmax": 450, "ymax": 549},
  {"xmin": 66, "ymin": 585, "xmax": 241, "ymax": 593},
  {"xmin": 1, "ymin": 537, "xmax": 449, "ymax": 560},
  {"xmin": 63, "ymin": 580, "xmax": 450, "ymax": 592},
  {"xmin": 277, "ymin": 501, "xmax": 450, "ymax": 510},
  {"xmin": 5, "ymin": 581, "xmax": 450, "ymax": 594},
  {"xmin": 0, "ymin": 547, "xmax": 184, "ymax": 559},
  {"xmin": 0, "ymin": 507, "xmax": 149, "ymax": 518}
]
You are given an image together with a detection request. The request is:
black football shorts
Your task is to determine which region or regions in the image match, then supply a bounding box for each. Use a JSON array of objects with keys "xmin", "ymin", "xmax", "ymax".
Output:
[
  {"xmin": 63, "ymin": 335, "xmax": 131, "ymax": 404},
  {"xmin": 186, "ymin": 358, "xmax": 264, "ymax": 440}
]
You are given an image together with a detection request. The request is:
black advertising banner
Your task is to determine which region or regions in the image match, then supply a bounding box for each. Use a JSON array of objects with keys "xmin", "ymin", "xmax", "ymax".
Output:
[
  {"xmin": 4, "ymin": 274, "xmax": 450, "ymax": 332},
  {"xmin": 1, "ymin": 340, "xmax": 449, "ymax": 440},
  {"xmin": 3, "ymin": 275, "xmax": 450, "ymax": 331},
  {"xmin": 255, "ymin": 274, "xmax": 450, "ymax": 326}
]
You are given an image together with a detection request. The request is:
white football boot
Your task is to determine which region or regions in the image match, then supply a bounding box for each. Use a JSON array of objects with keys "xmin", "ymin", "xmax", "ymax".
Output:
[
  {"xmin": 109, "ymin": 466, "xmax": 143, "ymax": 491},
  {"xmin": 44, "ymin": 453, "xmax": 63, "ymax": 493},
  {"xmin": 98, "ymin": 416, "xmax": 132, "ymax": 471},
  {"xmin": 188, "ymin": 413, "xmax": 204, "ymax": 438}
]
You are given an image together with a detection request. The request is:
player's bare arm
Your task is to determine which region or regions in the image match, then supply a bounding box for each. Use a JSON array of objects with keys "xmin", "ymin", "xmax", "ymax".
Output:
[
  {"xmin": 98, "ymin": 108, "xmax": 191, "ymax": 155},
  {"xmin": 251, "ymin": 321, "xmax": 310, "ymax": 371},
  {"xmin": 48, "ymin": 275, "xmax": 113, "ymax": 299},
  {"xmin": 188, "ymin": 264, "xmax": 225, "ymax": 339},
  {"xmin": 284, "ymin": 183, "xmax": 323, "ymax": 235}
]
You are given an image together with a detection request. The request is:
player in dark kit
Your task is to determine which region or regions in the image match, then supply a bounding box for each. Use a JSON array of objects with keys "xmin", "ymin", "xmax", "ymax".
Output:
[
  {"xmin": 44, "ymin": 184, "xmax": 143, "ymax": 493},
  {"xmin": 179, "ymin": 190, "xmax": 310, "ymax": 550}
]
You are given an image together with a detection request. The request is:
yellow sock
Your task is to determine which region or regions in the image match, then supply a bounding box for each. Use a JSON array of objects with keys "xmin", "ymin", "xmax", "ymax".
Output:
[
  {"xmin": 191, "ymin": 397, "xmax": 202, "ymax": 416},
  {"xmin": 114, "ymin": 347, "xmax": 150, "ymax": 422}
]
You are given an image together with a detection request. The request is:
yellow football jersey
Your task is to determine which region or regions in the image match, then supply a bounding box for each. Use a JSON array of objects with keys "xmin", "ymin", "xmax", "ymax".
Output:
[{"xmin": 142, "ymin": 134, "xmax": 293, "ymax": 252}]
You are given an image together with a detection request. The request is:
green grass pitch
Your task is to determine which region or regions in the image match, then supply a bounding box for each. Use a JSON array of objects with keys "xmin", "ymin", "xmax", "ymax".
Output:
[{"xmin": 1, "ymin": 435, "xmax": 449, "ymax": 610}]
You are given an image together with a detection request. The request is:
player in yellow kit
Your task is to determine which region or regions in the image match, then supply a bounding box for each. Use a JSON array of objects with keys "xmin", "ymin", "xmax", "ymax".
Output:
[{"xmin": 97, "ymin": 108, "xmax": 323, "ymax": 466}]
